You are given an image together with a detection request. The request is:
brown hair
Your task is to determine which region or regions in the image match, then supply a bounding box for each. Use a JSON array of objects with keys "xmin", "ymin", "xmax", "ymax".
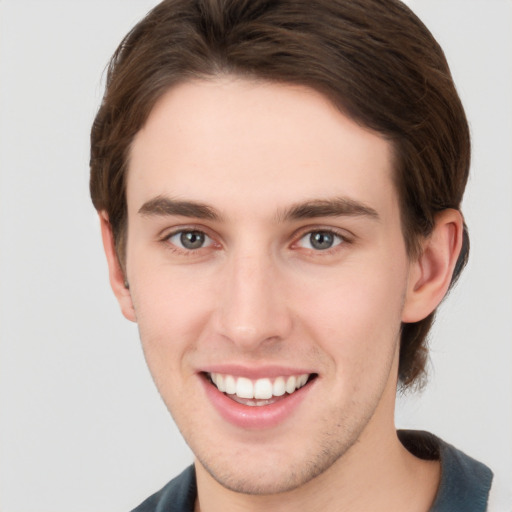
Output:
[{"xmin": 90, "ymin": 0, "xmax": 470, "ymax": 388}]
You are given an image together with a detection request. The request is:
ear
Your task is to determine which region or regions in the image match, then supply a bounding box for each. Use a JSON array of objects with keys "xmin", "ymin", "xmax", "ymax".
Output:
[
  {"xmin": 99, "ymin": 212, "xmax": 137, "ymax": 322},
  {"xmin": 402, "ymin": 209, "xmax": 463, "ymax": 323}
]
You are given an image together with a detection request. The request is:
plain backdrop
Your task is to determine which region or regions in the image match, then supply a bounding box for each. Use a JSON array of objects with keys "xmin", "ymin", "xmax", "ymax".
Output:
[{"xmin": 0, "ymin": 1, "xmax": 511, "ymax": 510}]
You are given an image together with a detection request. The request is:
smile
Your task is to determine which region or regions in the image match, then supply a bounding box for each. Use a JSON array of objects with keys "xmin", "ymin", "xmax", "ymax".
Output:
[
  {"xmin": 201, "ymin": 369, "xmax": 317, "ymax": 428},
  {"xmin": 208, "ymin": 372, "xmax": 313, "ymax": 406}
]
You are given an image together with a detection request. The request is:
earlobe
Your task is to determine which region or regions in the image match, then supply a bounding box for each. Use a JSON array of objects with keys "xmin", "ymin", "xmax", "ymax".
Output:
[
  {"xmin": 99, "ymin": 212, "xmax": 137, "ymax": 322},
  {"xmin": 402, "ymin": 209, "xmax": 463, "ymax": 323}
]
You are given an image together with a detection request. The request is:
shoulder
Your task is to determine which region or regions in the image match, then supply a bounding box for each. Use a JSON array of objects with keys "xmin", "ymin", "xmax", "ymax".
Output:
[
  {"xmin": 487, "ymin": 473, "xmax": 512, "ymax": 512},
  {"xmin": 399, "ymin": 430, "xmax": 495, "ymax": 512},
  {"xmin": 131, "ymin": 465, "xmax": 197, "ymax": 512},
  {"xmin": 433, "ymin": 435, "xmax": 493, "ymax": 511}
]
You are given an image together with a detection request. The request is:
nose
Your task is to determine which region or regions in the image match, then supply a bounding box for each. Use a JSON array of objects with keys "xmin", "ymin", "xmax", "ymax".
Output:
[{"xmin": 214, "ymin": 250, "xmax": 293, "ymax": 350}]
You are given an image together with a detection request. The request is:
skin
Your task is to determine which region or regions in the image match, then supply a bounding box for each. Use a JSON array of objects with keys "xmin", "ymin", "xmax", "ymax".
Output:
[{"xmin": 101, "ymin": 77, "xmax": 463, "ymax": 511}]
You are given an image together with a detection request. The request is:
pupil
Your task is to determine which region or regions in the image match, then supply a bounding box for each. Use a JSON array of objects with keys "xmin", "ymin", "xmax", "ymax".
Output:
[
  {"xmin": 180, "ymin": 231, "xmax": 205, "ymax": 249},
  {"xmin": 310, "ymin": 231, "xmax": 333, "ymax": 250}
]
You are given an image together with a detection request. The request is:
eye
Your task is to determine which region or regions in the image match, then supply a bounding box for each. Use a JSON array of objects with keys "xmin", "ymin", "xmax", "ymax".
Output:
[
  {"xmin": 167, "ymin": 230, "xmax": 213, "ymax": 250},
  {"xmin": 297, "ymin": 230, "xmax": 344, "ymax": 251}
]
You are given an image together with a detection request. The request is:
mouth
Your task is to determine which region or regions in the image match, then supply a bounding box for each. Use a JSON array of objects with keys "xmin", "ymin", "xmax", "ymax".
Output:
[{"xmin": 206, "ymin": 372, "xmax": 317, "ymax": 407}]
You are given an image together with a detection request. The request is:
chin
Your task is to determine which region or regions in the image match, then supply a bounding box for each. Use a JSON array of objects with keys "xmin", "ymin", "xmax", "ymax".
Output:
[{"xmin": 195, "ymin": 434, "xmax": 353, "ymax": 496}]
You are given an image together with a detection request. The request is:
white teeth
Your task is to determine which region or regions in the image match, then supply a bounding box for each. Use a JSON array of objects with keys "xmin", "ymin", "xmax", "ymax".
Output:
[
  {"xmin": 272, "ymin": 377, "xmax": 286, "ymax": 396},
  {"xmin": 236, "ymin": 377, "xmax": 254, "ymax": 399},
  {"xmin": 285, "ymin": 376, "xmax": 297, "ymax": 394},
  {"xmin": 254, "ymin": 378, "xmax": 273, "ymax": 399},
  {"xmin": 215, "ymin": 373, "xmax": 226, "ymax": 392},
  {"xmin": 297, "ymin": 374, "xmax": 308, "ymax": 387},
  {"xmin": 209, "ymin": 373, "xmax": 311, "ymax": 400},
  {"xmin": 224, "ymin": 375, "xmax": 236, "ymax": 395}
]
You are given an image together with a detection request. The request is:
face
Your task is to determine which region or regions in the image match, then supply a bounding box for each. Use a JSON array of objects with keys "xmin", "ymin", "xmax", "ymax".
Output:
[{"xmin": 123, "ymin": 78, "xmax": 414, "ymax": 494}]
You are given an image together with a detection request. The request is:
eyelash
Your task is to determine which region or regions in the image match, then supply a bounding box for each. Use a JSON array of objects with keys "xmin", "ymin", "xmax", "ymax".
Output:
[
  {"xmin": 292, "ymin": 227, "xmax": 352, "ymax": 255},
  {"xmin": 293, "ymin": 228, "xmax": 348, "ymax": 254},
  {"xmin": 160, "ymin": 226, "xmax": 217, "ymax": 256},
  {"xmin": 160, "ymin": 226, "xmax": 352, "ymax": 256}
]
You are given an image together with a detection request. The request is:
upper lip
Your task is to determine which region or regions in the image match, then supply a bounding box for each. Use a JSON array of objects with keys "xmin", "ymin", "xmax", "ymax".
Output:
[{"xmin": 199, "ymin": 364, "xmax": 316, "ymax": 379}]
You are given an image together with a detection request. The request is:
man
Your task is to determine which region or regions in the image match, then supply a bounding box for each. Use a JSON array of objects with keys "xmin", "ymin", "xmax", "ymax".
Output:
[{"xmin": 89, "ymin": 0, "xmax": 501, "ymax": 510}]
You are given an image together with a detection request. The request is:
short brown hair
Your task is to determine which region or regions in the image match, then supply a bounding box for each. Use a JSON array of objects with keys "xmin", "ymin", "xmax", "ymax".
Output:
[{"xmin": 90, "ymin": 0, "xmax": 470, "ymax": 388}]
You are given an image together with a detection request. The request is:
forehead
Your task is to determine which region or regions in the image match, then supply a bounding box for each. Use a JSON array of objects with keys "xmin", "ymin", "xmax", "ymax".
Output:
[{"xmin": 127, "ymin": 78, "xmax": 396, "ymax": 220}]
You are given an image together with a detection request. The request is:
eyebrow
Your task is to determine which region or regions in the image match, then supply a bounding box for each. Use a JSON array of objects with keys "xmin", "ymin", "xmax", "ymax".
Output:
[
  {"xmin": 138, "ymin": 195, "xmax": 379, "ymax": 223},
  {"xmin": 276, "ymin": 197, "xmax": 380, "ymax": 222},
  {"xmin": 138, "ymin": 196, "xmax": 221, "ymax": 221}
]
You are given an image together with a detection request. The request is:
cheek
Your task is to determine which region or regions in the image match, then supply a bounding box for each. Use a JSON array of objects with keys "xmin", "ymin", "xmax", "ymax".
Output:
[
  {"xmin": 294, "ymin": 256, "xmax": 407, "ymax": 374},
  {"xmin": 129, "ymin": 269, "xmax": 214, "ymax": 374}
]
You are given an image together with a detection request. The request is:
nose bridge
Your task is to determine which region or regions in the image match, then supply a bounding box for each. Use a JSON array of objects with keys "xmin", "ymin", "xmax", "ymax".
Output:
[{"xmin": 217, "ymin": 246, "xmax": 291, "ymax": 348}]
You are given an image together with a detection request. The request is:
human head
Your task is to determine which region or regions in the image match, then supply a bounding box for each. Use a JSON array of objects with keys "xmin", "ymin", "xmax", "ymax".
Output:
[{"xmin": 90, "ymin": 0, "xmax": 470, "ymax": 388}]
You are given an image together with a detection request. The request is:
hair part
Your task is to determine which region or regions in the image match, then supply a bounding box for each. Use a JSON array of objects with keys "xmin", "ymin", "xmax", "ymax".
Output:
[{"xmin": 90, "ymin": 0, "xmax": 470, "ymax": 388}]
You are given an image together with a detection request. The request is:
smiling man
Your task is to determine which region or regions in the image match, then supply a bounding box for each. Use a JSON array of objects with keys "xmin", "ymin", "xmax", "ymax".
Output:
[{"xmin": 90, "ymin": 1, "xmax": 497, "ymax": 510}]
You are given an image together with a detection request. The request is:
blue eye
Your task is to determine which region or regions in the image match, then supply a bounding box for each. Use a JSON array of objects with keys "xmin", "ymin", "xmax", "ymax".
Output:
[
  {"xmin": 298, "ymin": 230, "xmax": 343, "ymax": 250},
  {"xmin": 168, "ymin": 230, "xmax": 212, "ymax": 250}
]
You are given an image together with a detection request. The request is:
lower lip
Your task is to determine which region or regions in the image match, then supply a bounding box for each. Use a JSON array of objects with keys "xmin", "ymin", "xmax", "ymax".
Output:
[{"xmin": 200, "ymin": 374, "xmax": 314, "ymax": 429}]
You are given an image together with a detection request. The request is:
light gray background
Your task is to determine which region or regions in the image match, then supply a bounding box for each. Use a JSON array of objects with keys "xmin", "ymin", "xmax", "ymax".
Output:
[{"xmin": 0, "ymin": 1, "xmax": 511, "ymax": 510}]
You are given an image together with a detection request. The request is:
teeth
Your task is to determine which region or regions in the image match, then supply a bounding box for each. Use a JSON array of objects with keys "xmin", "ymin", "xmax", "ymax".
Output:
[
  {"xmin": 285, "ymin": 376, "xmax": 297, "ymax": 394},
  {"xmin": 254, "ymin": 378, "xmax": 273, "ymax": 399},
  {"xmin": 224, "ymin": 375, "xmax": 236, "ymax": 394},
  {"xmin": 236, "ymin": 377, "xmax": 254, "ymax": 399},
  {"xmin": 209, "ymin": 372, "xmax": 311, "ymax": 400},
  {"xmin": 297, "ymin": 374, "xmax": 308, "ymax": 387},
  {"xmin": 272, "ymin": 377, "xmax": 286, "ymax": 397},
  {"xmin": 215, "ymin": 374, "xmax": 226, "ymax": 392}
]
